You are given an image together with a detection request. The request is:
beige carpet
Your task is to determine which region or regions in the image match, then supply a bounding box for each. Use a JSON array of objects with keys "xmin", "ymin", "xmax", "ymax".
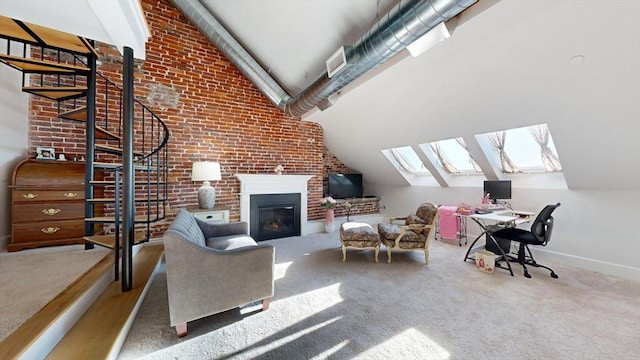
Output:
[
  {"xmin": 0, "ymin": 244, "xmax": 110, "ymax": 341},
  {"xmin": 119, "ymin": 233, "xmax": 640, "ymax": 360}
]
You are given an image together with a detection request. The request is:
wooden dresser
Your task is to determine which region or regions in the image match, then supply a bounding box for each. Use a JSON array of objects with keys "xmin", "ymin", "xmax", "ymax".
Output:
[{"xmin": 9, "ymin": 159, "xmax": 87, "ymax": 251}]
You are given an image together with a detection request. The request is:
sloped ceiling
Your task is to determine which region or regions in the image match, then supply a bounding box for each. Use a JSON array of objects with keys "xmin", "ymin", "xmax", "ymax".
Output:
[
  {"xmin": 202, "ymin": 0, "xmax": 640, "ymax": 191},
  {"xmin": 2, "ymin": 0, "xmax": 638, "ymax": 191}
]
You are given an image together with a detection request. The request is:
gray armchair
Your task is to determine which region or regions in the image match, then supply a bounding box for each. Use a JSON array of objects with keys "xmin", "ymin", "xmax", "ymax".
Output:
[{"xmin": 163, "ymin": 209, "xmax": 275, "ymax": 337}]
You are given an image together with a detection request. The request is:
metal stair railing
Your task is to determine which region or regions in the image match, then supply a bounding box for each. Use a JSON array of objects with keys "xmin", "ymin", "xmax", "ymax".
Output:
[{"xmin": 1, "ymin": 34, "xmax": 170, "ymax": 290}]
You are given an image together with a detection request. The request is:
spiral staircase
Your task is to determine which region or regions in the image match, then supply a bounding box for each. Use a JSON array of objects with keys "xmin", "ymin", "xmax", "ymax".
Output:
[{"xmin": 0, "ymin": 15, "xmax": 169, "ymax": 291}]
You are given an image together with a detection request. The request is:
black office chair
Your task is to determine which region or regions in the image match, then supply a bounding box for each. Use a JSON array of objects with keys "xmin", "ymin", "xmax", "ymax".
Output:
[{"xmin": 490, "ymin": 203, "xmax": 561, "ymax": 279}]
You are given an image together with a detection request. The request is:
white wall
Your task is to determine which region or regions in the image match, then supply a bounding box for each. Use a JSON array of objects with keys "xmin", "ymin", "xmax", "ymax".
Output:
[
  {"xmin": 367, "ymin": 183, "xmax": 640, "ymax": 281},
  {"xmin": 0, "ymin": 44, "xmax": 30, "ymax": 251}
]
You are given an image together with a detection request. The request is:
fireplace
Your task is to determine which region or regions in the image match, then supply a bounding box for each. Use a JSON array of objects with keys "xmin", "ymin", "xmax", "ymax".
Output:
[
  {"xmin": 235, "ymin": 174, "xmax": 313, "ymax": 236},
  {"xmin": 250, "ymin": 193, "xmax": 301, "ymax": 241}
]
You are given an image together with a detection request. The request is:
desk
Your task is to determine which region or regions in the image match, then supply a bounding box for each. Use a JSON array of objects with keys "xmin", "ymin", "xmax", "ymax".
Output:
[{"xmin": 462, "ymin": 210, "xmax": 534, "ymax": 276}]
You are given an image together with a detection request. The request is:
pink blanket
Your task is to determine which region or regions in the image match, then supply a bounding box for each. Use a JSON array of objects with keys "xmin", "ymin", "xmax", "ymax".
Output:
[{"xmin": 438, "ymin": 205, "xmax": 459, "ymax": 240}]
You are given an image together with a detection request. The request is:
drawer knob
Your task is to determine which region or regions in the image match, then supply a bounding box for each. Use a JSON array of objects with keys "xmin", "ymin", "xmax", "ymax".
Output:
[
  {"xmin": 23, "ymin": 193, "xmax": 38, "ymax": 199},
  {"xmin": 42, "ymin": 208, "xmax": 62, "ymax": 216},
  {"xmin": 41, "ymin": 227, "xmax": 60, "ymax": 234},
  {"xmin": 64, "ymin": 192, "xmax": 78, "ymax": 198}
]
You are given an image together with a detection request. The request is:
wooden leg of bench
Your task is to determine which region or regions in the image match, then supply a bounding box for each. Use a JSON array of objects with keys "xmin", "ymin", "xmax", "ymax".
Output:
[
  {"xmin": 175, "ymin": 323, "xmax": 187, "ymax": 338},
  {"xmin": 263, "ymin": 297, "xmax": 271, "ymax": 311}
]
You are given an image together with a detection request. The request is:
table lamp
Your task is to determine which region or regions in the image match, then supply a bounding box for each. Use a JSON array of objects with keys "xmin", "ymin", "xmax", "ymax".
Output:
[{"xmin": 191, "ymin": 161, "xmax": 222, "ymax": 209}]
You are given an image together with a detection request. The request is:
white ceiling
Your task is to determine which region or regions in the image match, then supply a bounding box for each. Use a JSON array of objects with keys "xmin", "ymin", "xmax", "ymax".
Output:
[
  {"xmin": 202, "ymin": 0, "xmax": 640, "ymax": 191},
  {"xmin": 201, "ymin": 0, "xmax": 398, "ymax": 95},
  {"xmin": 2, "ymin": 0, "xmax": 639, "ymax": 191}
]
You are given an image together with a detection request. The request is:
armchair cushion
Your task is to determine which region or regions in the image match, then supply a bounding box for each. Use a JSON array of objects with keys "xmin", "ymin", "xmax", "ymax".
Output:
[
  {"xmin": 378, "ymin": 223, "xmax": 424, "ymax": 243},
  {"xmin": 405, "ymin": 214, "xmax": 425, "ymax": 234},
  {"xmin": 377, "ymin": 202, "xmax": 438, "ymax": 264}
]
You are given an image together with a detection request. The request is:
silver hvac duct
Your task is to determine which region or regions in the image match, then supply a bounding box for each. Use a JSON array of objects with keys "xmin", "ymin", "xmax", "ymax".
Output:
[{"xmin": 171, "ymin": 0, "xmax": 476, "ymax": 117}]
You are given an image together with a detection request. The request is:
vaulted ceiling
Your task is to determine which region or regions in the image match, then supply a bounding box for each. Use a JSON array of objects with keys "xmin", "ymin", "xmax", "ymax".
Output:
[
  {"xmin": 3, "ymin": 0, "xmax": 639, "ymax": 191},
  {"xmin": 200, "ymin": 0, "xmax": 640, "ymax": 191}
]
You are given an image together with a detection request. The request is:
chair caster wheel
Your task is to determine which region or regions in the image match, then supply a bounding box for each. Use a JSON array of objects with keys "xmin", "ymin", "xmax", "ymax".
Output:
[
  {"xmin": 524, "ymin": 272, "xmax": 532, "ymax": 279},
  {"xmin": 550, "ymin": 272, "xmax": 558, "ymax": 279}
]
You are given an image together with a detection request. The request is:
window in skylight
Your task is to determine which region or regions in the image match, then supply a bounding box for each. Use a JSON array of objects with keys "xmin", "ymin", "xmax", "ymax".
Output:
[
  {"xmin": 480, "ymin": 123, "xmax": 562, "ymax": 173},
  {"xmin": 389, "ymin": 146, "xmax": 430, "ymax": 175},
  {"xmin": 427, "ymin": 137, "xmax": 482, "ymax": 174}
]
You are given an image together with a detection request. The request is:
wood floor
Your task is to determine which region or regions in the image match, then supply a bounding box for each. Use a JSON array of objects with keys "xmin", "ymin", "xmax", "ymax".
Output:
[{"xmin": 0, "ymin": 243, "xmax": 164, "ymax": 360}]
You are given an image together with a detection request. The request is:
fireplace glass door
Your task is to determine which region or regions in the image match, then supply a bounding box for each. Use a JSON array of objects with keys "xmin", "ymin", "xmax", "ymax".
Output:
[{"xmin": 250, "ymin": 193, "xmax": 301, "ymax": 241}]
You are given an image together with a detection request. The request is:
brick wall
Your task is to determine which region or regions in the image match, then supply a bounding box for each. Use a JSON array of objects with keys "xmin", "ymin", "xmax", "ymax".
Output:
[{"xmin": 26, "ymin": 0, "xmax": 377, "ymax": 235}]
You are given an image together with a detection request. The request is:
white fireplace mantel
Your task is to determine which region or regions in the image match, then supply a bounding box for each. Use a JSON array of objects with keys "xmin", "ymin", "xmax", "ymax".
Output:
[{"xmin": 235, "ymin": 174, "xmax": 314, "ymax": 236}]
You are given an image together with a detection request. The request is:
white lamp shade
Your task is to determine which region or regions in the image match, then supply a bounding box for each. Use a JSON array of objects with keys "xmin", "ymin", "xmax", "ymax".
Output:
[
  {"xmin": 192, "ymin": 162, "xmax": 221, "ymax": 209},
  {"xmin": 191, "ymin": 162, "xmax": 222, "ymax": 181}
]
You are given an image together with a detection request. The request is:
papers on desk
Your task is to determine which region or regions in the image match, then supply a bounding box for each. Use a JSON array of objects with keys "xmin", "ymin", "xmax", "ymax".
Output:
[{"xmin": 469, "ymin": 212, "xmax": 518, "ymax": 223}]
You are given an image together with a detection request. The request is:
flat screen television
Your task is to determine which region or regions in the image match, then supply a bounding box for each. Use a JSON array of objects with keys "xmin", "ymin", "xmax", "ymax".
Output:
[
  {"xmin": 483, "ymin": 180, "xmax": 511, "ymax": 203},
  {"xmin": 328, "ymin": 173, "xmax": 363, "ymax": 199}
]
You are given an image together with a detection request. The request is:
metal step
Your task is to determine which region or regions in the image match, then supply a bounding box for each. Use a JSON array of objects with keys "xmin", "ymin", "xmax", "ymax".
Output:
[
  {"xmin": 0, "ymin": 54, "xmax": 90, "ymax": 74},
  {"xmin": 85, "ymin": 215, "xmax": 161, "ymax": 223},
  {"xmin": 95, "ymin": 126, "xmax": 121, "ymax": 141},
  {"xmin": 0, "ymin": 15, "xmax": 96, "ymax": 56},
  {"xmin": 22, "ymin": 85, "xmax": 87, "ymax": 101},
  {"xmin": 87, "ymin": 197, "xmax": 166, "ymax": 203},
  {"xmin": 83, "ymin": 232, "xmax": 149, "ymax": 249},
  {"xmin": 95, "ymin": 143, "xmax": 144, "ymax": 157},
  {"xmin": 58, "ymin": 106, "xmax": 87, "ymax": 121},
  {"xmin": 93, "ymin": 162, "xmax": 159, "ymax": 171},
  {"xmin": 89, "ymin": 180, "xmax": 167, "ymax": 186}
]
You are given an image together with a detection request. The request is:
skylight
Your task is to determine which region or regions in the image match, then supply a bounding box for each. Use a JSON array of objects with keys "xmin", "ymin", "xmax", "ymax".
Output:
[
  {"xmin": 381, "ymin": 146, "xmax": 437, "ymax": 186},
  {"xmin": 427, "ymin": 137, "xmax": 482, "ymax": 174},
  {"xmin": 388, "ymin": 146, "xmax": 430, "ymax": 175},
  {"xmin": 479, "ymin": 123, "xmax": 562, "ymax": 173}
]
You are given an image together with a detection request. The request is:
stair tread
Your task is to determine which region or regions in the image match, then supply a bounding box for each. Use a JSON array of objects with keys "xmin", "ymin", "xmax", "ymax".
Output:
[
  {"xmin": 87, "ymin": 197, "xmax": 166, "ymax": 202},
  {"xmin": 86, "ymin": 215, "xmax": 161, "ymax": 223},
  {"xmin": 0, "ymin": 15, "xmax": 96, "ymax": 55},
  {"xmin": 95, "ymin": 143, "xmax": 145, "ymax": 156},
  {"xmin": 0, "ymin": 251, "xmax": 114, "ymax": 360},
  {"xmin": 89, "ymin": 180, "xmax": 167, "ymax": 186},
  {"xmin": 0, "ymin": 15, "xmax": 38, "ymax": 43},
  {"xmin": 0, "ymin": 54, "xmax": 90, "ymax": 74},
  {"xmin": 83, "ymin": 233, "xmax": 149, "ymax": 249},
  {"xmin": 58, "ymin": 106, "xmax": 87, "ymax": 121},
  {"xmin": 45, "ymin": 244, "xmax": 164, "ymax": 360},
  {"xmin": 95, "ymin": 126, "xmax": 121, "ymax": 141},
  {"xmin": 22, "ymin": 86, "xmax": 87, "ymax": 100},
  {"xmin": 58, "ymin": 109, "xmax": 121, "ymax": 141},
  {"xmin": 93, "ymin": 162, "xmax": 159, "ymax": 171}
]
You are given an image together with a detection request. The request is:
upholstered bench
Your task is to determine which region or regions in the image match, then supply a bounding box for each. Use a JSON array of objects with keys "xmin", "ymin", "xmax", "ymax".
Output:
[{"xmin": 339, "ymin": 222, "xmax": 380, "ymax": 263}]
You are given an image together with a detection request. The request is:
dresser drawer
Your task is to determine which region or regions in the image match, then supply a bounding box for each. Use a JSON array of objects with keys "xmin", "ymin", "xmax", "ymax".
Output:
[
  {"xmin": 11, "ymin": 219, "xmax": 85, "ymax": 244},
  {"xmin": 13, "ymin": 202, "xmax": 84, "ymax": 223},
  {"xmin": 13, "ymin": 189, "xmax": 84, "ymax": 202}
]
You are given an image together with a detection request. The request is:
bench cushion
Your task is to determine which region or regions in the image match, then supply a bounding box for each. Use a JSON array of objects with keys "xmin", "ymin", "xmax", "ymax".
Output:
[{"xmin": 340, "ymin": 222, "xmax": 380, "ymax": 247}]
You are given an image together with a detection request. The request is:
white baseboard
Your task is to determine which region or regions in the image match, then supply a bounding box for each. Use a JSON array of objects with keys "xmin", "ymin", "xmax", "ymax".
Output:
[
  {"xmin": 531, "ymin": 248, "xmax": 640, "ymax": 282},
  {"xmin": 464, "ymin": 231, "xmax": 640, "ymax": 281}
]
